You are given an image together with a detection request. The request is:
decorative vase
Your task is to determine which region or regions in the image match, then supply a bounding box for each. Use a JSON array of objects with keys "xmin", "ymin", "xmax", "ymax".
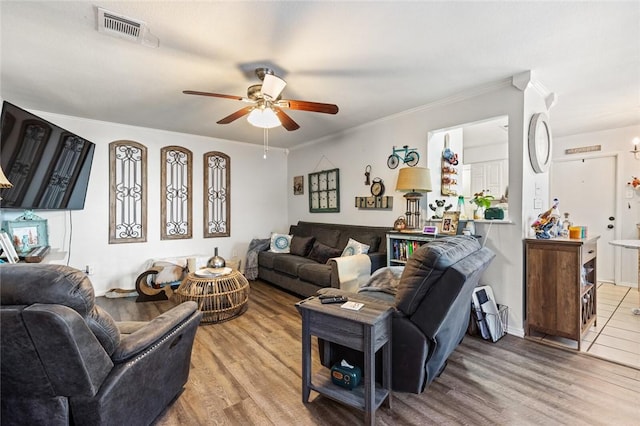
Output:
[
  {"xmin": 208, "ymin": 247, "xmax": 226, "ymax": 268},
  {"xmin": 474, "ymin": 207, "xmax": 485, "ymax": 220},
  {"xmin": 456, "ymin": 196, "xmax": 467, "ymax": 219}
]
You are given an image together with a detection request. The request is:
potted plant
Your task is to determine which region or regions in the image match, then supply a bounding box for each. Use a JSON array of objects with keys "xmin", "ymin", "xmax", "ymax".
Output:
[{"xmin": 470, "ymin": 191, "xmax": 494, "ymax": 219}]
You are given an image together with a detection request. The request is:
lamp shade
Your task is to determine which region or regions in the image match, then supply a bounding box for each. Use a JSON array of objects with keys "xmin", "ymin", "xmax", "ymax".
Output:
[
  {"xmin": 0, "ymin": 165, "xmax": 12, "ymax": 189},
  {"xmin": 262, "ymin": 74, "xmax": 287, "ymax": 100},
  {"xmin": 247, "ymin": 107, "xmax": 281, "ymax": 129},
  {"xmin": 396, "ymin": 167, "xmax": 432, "ymax": 193}
]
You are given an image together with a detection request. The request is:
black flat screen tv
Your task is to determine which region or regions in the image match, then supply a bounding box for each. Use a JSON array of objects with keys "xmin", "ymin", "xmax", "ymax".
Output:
[{"xmin": 0, "ymin": 101, "xmax": 95, "ymax": 210}]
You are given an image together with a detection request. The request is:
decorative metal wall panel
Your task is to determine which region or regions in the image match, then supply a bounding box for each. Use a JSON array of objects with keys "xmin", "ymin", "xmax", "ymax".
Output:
[
  {"xmin": 161, "ymin": 146, "xmax": 192, "ymax": 240},
  {"xmin": 1, "ymin": 119, "xmax": 51, "ymax": 207},
  {"xmin": 109, "ymin": 141, "xmax": 147, "ymax": 244},
  {"xmin": 203, "ymin": 151, "xmax": 230, "ymax": 238},
  {"xmin": 34, "ymin": 133, "xmax": 92, "ymax": 209}
]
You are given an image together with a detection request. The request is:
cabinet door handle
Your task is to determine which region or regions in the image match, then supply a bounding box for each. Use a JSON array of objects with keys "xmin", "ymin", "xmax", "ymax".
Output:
[
  {"xmin": 607, "ymin": 224, "xmax": 614, "ymax": 229},
  {"xmin": 588, "ymin": 250, "xmax": 595, "ymax": 254}
]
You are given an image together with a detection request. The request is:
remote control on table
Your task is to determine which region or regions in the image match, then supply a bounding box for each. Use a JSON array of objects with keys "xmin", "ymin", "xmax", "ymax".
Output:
[
  {"xmin": 319, "ymin": 294, "xmax": 336, "ymax": 299},
  {"xmin": 320, "ymin": 296, "xmax": 348, "ymax": 304}
]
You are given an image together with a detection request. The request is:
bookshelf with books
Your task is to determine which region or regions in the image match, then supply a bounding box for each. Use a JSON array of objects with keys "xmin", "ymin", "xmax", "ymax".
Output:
[{"xmin": 386, "ymin": 232, "xmax": 438, "ymax": 266}]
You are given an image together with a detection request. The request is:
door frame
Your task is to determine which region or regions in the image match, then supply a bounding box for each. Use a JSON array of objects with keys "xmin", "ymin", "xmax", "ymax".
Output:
[{"xmin": 551, "ymin": 152, "xmax": 622, "ymax": 284}]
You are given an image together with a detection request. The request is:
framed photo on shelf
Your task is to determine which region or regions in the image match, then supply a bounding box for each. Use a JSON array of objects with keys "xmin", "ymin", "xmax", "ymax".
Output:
[
  {"xmin": 3, "ymin": 216, "xmax": 48, "ymax": 254},
  {"xmin": 0, "ymin": 231, "xmax": 19, "ymax": 263},
  {"xmin": 440, "ymin": 211, "xmax": 460, "ymax": 235}
]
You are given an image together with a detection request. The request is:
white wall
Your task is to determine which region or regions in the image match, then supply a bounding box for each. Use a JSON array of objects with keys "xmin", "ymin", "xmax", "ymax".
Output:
[
  {"xmin": 0, "ymin": 108, "xmax": 289, "ymax": 295},
  {"xmin": 1, "ymin": 79, "xmax": 559, "ymax": 335},
  {"xmin": 553, "ymin": 125, "xmax": 640, "ymax": 285},
  {"xmin": 288, "ymin": 81, "xmax": 534, "ymax": 336}
]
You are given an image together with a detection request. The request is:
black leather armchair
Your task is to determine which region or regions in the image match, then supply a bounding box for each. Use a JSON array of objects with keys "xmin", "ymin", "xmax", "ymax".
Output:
[
  {"xmin": 0, "ymin": 264, "xmax": 202, "ymax": 426},
  {"xmin": 318, "ymin": 236, "xmax": 495, "ymax": 393}
]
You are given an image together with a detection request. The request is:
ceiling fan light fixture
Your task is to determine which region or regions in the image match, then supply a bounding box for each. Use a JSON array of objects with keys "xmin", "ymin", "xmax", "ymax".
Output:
[
  {"xmin": 261, "ymin": 74, "xmax": 287, "ymax": 99},
  {"xmin": 247, "ymin": 107, "xmax": 281, "ymax": 129}
]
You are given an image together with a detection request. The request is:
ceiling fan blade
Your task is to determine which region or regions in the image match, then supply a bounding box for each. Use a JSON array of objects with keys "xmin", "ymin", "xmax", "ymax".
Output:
[
  {"xmin": 273, "ymin": 107, "xmax": 300, "ymax": 131},
  {"xmin": 279, "ymin": 99, "xmax": 339, "ymax": 115},
  {"xmin": 183, "ymin": 90, "xmax": 245, "ymax": 101},
  {"xmin": 217, "ymin": 106, "xmax": 254, "ymax": 124}
]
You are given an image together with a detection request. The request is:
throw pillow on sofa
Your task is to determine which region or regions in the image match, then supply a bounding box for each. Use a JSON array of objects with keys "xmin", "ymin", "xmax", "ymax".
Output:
[
  {"xmin": 307, "ymin": 241, "xmax": 342, "ymax": 264},
  {"xmin": 349, "ymin": 233, "xmax": 381, "ymax": 253},
  {"xmin": 341, "ymin": 238, "xmax": 370, "ymax": 257},
  {"xmin": 270, "ymin": 233, "xmax": 292, "ymax": 253},
  {"xmin": 290, "ymin": 235, "xmax": 316, "ymax": 257}
]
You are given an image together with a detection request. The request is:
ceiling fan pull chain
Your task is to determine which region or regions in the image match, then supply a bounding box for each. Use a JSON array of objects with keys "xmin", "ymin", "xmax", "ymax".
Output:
[{"xmin": 263, "ymin": 128, "xmax": 269, "ymax": 159}]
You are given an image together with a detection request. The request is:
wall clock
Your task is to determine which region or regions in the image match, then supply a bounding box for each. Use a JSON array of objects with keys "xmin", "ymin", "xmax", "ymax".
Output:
[
  {"xmin": 370, "ymin": 178, "xmax": 385, "ymax": 196},
  {"xmin": 308, "ymin": 169, "xmax": 340, "ymax": 212},
  {"xmin": 528, "ymin": 112, "xmax": 552, "ymax": 173}
]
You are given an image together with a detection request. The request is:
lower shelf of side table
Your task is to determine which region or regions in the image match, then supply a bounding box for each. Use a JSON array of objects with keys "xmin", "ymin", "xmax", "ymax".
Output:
[{"xmin": 309, "ymin": 369, "xmax": 389, "ymax": 412}]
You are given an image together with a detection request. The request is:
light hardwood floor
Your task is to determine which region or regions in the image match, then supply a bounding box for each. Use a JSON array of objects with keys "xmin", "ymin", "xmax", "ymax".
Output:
[
  {"xmin": 97, "ymin": 280, "xmax": 640, "ymax": 425},
  {"xmin": 586, "ymin": 283, "xmax": 640, "ymax": 367},
  {"xmin": 528, "ymin": 283, "xmax": 640, "ymax": 369}
]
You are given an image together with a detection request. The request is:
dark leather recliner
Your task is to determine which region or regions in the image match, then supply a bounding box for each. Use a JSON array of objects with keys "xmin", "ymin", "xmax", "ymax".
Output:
[
  {"xmin": 318, "ymin": 235, "xmax": 495, "ymax": 393},
  {"xmin": 0, "ymin": 264, "xmax": 202, "ymax": 426}
]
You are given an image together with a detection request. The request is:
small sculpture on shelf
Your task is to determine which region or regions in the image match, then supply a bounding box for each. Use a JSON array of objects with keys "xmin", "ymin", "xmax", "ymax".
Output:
[
  {"xmin": 393, "ymin": 216, "xmax": 407, "ymax": 231},
  {"xmin": 429, "ymin": 199, "xmax": 452, "ymax": 219},
  {"xmin": 561, "ymin": 212, "xmax": 573, "ymax": 237},
  {"xmin": 442, "ymin": 148, "xmax": 459, "ymax": 166},
  {"xmin": 531, "ymin": 199, "xmax": 561, "ymax": 239}
]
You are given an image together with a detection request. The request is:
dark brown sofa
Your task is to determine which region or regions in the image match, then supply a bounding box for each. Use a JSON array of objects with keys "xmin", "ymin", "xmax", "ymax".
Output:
[{"xmin": 258, "ymin": 221, "xmax": 392, "ymax": 297}]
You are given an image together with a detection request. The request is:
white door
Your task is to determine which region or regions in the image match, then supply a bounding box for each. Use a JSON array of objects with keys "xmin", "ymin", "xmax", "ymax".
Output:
[{"xmin": 551, "ymin": 155, "xmax": 617, "ymax": 282}]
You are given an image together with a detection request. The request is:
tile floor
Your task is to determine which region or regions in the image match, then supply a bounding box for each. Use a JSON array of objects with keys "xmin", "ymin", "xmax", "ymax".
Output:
[{"xmin": 531, "ymin": 283, "xmax": 640, "ymax": 369}]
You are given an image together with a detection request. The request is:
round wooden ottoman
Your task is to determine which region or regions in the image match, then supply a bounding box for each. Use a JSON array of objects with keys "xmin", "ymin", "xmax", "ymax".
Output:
[{"xmin": 174, "ymin": 269, "xmax": 250, "ymax": 323}]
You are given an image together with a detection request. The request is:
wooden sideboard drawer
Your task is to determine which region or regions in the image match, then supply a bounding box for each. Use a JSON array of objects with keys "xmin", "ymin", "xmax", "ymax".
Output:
[{"xmin": 582, "ymin": 241, "xmax": 597, "ymax": 264}]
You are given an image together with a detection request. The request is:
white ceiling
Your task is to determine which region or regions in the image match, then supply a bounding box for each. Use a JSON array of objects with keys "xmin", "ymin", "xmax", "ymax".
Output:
[{"xmin": 1, "ymin": 1, "xmax": 638, "ymax": 149}]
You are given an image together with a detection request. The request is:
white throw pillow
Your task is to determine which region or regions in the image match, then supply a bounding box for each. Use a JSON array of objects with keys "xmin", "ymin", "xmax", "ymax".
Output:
[
  {"xmin": 341, "ymin": 238, "xmax": 370, "ymax": 257},
  {"xmin": 270, "ymin": 233, "xmax": 292, "ymax": 253}
]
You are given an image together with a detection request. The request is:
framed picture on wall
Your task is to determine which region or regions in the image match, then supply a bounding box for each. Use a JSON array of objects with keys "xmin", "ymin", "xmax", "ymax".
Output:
[
  {"xmin": 308, "ymin": 169, "xmax": 340, "ymax": 212},
  {"xmin": 293, "ymin": 175, "xmax": 304, "ymax": 195},
  {"xmin": 440, "ymin": 211, "xmax": 460, "ymax": 235}
]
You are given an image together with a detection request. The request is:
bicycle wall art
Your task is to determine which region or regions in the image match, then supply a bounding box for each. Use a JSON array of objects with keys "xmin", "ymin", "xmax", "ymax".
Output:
[{"xmin": 387, "ymin": 145, "xmax": 419, "ymax": 169}]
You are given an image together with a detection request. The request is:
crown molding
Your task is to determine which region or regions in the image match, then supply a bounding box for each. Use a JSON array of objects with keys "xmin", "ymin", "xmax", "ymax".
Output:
[{"xmin": 512, "ymin": 70, "xmax": 557, "ymax": 110}]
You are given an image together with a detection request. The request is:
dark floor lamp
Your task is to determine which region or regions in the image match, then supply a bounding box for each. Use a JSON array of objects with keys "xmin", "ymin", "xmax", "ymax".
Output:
[{"xmin": 395, "ymin": 167, "xmax": 432, "ymax": 229}]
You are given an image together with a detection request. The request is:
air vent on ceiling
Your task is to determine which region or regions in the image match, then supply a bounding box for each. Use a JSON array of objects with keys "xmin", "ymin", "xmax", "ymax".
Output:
[{"xmin": 97, "ymin": 7, "xmax": 159, "ymax": 48}]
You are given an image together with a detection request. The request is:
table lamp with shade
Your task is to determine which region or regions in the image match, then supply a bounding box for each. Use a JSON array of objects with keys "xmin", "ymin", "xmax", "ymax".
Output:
[{"xmin": 395, "ymin": 167, "xmax": 432, "ymax": 229}]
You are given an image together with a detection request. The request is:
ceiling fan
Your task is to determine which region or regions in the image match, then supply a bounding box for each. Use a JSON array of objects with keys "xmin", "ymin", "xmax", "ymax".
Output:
[{"xmin": 183, "ymin": 67, "xmax": 339, "ymax": 131}]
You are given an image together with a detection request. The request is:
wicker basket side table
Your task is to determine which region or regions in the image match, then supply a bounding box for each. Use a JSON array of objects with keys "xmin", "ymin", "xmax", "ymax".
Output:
[{"xmin": 174, "ymin": 270, "xmax": 250, "ymax": 323}]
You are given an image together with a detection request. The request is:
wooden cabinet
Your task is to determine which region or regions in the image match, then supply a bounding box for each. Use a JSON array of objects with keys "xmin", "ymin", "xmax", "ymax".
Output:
[
  {"xmin": 525, "ymin": 237, "xmax": 599, "ymax": 350},
  {"xmin": 386, "ymin": 232, "xmax": 437, "ymax": 266}
]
